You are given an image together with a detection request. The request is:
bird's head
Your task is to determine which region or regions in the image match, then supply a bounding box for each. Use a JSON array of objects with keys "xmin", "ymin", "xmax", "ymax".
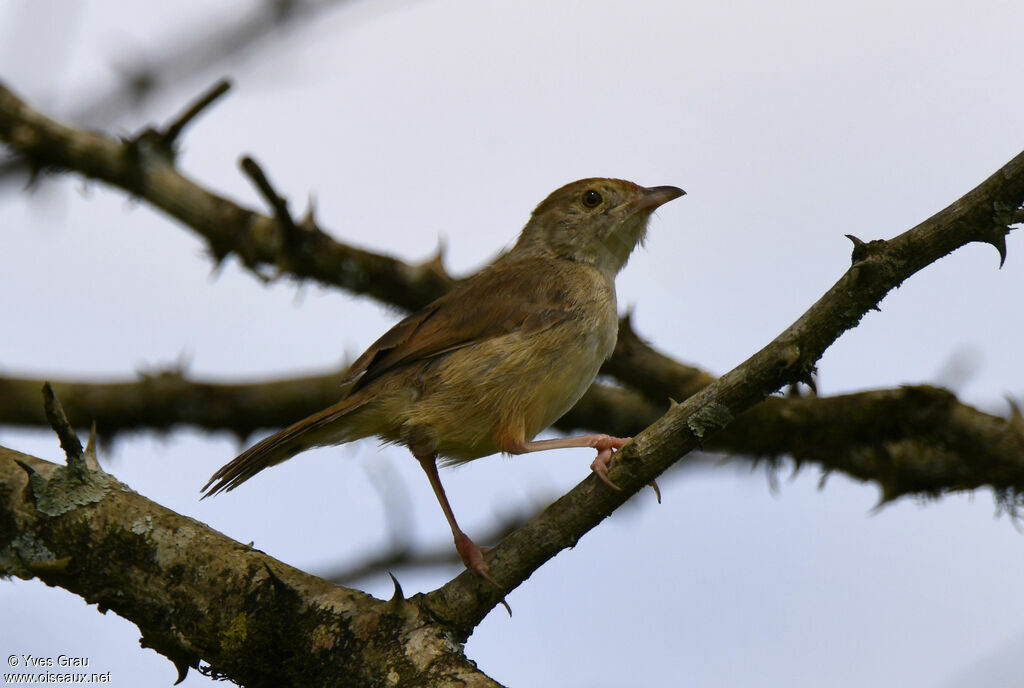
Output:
[{"xmin": 513, "ymin": 178, "xmax": 685, "ymax": 277}]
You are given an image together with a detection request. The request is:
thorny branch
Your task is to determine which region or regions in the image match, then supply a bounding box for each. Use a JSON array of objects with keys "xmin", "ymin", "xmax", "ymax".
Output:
[
  {"xmin": 2, "ymin": 79, "xmax": 1024, "ymax": 673},
  {"xmin": 0, "ymin": 80, "xmax": 454, "ymax": 312},
  {"xmin": 0, "ymin": 443, "xmax": 502, "ymax": 687}
]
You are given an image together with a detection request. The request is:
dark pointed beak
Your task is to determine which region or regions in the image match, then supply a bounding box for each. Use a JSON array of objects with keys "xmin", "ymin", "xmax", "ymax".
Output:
[{"xmin": 636, "ymin": 185, "xmax": 686, "ymax": 212}]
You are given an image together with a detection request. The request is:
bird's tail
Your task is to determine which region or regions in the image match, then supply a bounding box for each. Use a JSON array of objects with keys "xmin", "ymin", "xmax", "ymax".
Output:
[{"xmin": 201, "ymin": 395, "xmax": 366, "ymax": 498}]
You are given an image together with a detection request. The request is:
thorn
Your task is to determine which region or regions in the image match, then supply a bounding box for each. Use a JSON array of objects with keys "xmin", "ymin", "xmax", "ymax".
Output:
[
  {"xmin": 25, "ymin": 163, "xmax": 44, "ymax": 190},
  {"xmin": 417, "ymin": 239, "xmax": 448, "ymax": 280},
  {"xmin": 388, "ymin": 571, "xmax": 405, "ymax": 603},
  {"xmin": 986, "ymin": 233, "xmax": 1008, "ymax": 268},
  {"xmin": 868, "ymin": 489, "xmax": 896, "ymax": 515},
  {"xmin": 1006, "ymin": 396, "xmax": 1024, "ymax": 433},
  {"xmin": 208, "ymin": 255, "xmax": 226, "ymax": 278},
  {"xmin": 499, "ymin": 598, "xmax": 512, "ymax": 617},
  {"xmin": 84, "ymin": 422, "xmax": 103, "ymax": 472},
  {"xmin": 648, "ymin": 480, "xmax": 662, "ymax": 504},
  {"xmin": 162, "ymin": 78, "xmax": 232, "ymax": 149},
  {"xmin": 300, "ymin": 194, "xmax": 320, "ymax": 231},
  {"xmin": 172, "ymin": 658, "xmax": 191, "ymax": 685},
  {"xmin": 846, "ymin": 233, "xmax": 868, "ymax": 263},
  {"xmin": 41, "ymin": 383, "xmax": 86, "ymax": 475},
  {"xmin": 766, "ymin": 466, "xmax": 780, "ymax": 494},
  {"xmin": 788, "ymin": 457, "xmax": 803, "ymax": 481},
  {"xmin": 205, "ymin": 234, "xmax": 232, "ymax": 265},
  {"xmin": 14, "ymin": 458, "xmax": 49, "ymax": 503},
  {"xmin": 433, "ymin": 235, "xmax": 447, "ymax": 263},
  {"xmin": 240, "ymin": 156, "xmax": 301, "ymax": 254}
]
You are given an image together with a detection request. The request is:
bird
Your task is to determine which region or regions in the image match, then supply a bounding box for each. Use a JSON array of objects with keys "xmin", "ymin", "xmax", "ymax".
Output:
[{"xmin": 202, "ymin": 178, "xmax": 685, "ymax": 585}]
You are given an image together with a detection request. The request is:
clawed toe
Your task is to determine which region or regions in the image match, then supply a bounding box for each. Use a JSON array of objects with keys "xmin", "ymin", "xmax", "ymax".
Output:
[
  {"xmin": 454, "ymin": 532, "xmax": 501, "ymax": 588},
  {"xmin": 590, "ymin": 447, "xmax": 623, "ymax": 491},
  {"xmin": 589, "ymin": 435, "xmax": 633, "ymax": 490},
  {"xmin": 588, "ymin": 438, "xmax": 660, "ymax": 502}
]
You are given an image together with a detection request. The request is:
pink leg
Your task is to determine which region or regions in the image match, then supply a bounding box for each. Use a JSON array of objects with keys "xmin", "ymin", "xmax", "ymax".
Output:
[
  {"xmin": 414, "ymin": 451, "xmax": 499, "ymax": 587},
  {"xmin": 511, "ymin": 434, "xmax": 630, "ymax": 490},
  {"xmin": 511, "ymin": 434, "xmax": 660, "ymax": 501}
]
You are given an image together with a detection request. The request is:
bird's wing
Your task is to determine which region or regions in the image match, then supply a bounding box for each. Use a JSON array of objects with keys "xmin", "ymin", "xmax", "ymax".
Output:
[{"xmin": 343, "ymin": 260, "xmax": 574, "ymax": 392}]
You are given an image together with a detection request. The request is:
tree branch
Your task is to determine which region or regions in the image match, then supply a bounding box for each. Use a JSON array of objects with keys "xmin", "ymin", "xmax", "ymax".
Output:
[
  {"xmin": 0, "ymin": 80, "xmax": 454, "ymax": 312},
  {"xmin": 0, "ymin": 369, "xmax": 349, "ymax": 441},
  {"xmin": 6, "ymin": 370, "xmax": 1022, "ymax": 510},
  {"xmin": 0, "ymin": 445, "xmax": 503, "ymax": 687},
  {"xmin": 728, "ymin": 387, "xmax": 1024, "ymax": 504}
]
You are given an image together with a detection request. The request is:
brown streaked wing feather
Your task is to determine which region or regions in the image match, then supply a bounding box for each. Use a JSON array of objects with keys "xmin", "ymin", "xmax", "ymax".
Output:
[{"xmin": 343, "ymin": 260, "xmax": 574, "ymax": 392}]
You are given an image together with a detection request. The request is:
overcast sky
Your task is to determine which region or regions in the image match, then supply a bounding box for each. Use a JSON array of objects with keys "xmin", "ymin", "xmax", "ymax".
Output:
[{"xmin": 3, "ymin": 1, "xmax": 1024, "ymax": 686}]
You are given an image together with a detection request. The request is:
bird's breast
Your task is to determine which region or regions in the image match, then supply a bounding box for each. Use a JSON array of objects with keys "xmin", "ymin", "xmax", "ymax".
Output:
[{"xmin": 391, "ymin": 262, "xmax": 620, "ymax": 464}]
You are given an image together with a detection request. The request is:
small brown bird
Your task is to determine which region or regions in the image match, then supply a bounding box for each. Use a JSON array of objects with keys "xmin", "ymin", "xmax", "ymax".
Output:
[{"xmin": 202, "ymin": 178, "xmax": 684, "ymax": 584}]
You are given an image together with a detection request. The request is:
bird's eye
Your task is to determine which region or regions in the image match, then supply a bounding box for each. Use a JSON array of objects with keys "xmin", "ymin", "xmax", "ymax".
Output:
[{"xmin": 582, "ymin": 190, "xmax": 602, "ymax": 208}]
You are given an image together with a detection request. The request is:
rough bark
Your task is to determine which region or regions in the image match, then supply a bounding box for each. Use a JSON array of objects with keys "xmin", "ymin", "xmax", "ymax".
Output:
[{"xmin": 0, "ymin": 446, "xmax": 503, "ymax": 687}]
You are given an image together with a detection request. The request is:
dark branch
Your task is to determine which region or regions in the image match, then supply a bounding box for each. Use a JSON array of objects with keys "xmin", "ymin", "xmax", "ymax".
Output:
[
  {"xmin": 0, "ymin": 369, "xmax": 348, "ymax": 441},
  {"xmin": 0, "ymin": 447, "xmax": 502, "ymax": 687},
  {"xmin": 40, "ymin": 383, "xmax": 84, "ymax": 472},
  {"xmin": 3, "ymin": 371, "xmax": 1023, "ymax": 513},
  {"xmin": 240, "ymin": 154, "xmax": 302, "ymax": 253},
  {"xmin": 163, "ymin": 78, "xmax": 232, "ymax": 147},
  {"xmin": 0, "ymin": 80, "xmax": 455, "ymax": 312}
]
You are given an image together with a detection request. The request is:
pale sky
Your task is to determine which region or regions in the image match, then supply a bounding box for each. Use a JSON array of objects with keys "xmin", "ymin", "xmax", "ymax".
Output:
[{"xmin": 3, "ymin": 1, "xmax": 1024, "ymax": 686}]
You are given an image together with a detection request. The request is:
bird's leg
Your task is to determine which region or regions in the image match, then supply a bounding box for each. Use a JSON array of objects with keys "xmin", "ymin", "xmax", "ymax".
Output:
[
  {"xmin": 414, "ymin": 450, "xmax": 499, "ymax": 587},
  {"xmin": 511, "ymin": 434, "xmax": 660, "ymax": 500},
  {"xmin": 512, "ymin": 434, "xmax": 628, "ymax": 489}
]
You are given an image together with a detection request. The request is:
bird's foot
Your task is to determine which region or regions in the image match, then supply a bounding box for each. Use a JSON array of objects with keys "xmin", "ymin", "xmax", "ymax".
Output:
[
  {"xmin": 454, "ymin": 531, "xmax": 500, "ymax": 588},
  {"xmin": 588, "ymin": 436, "xmax": 661, "ymax": 502},
  {"xmin": 589, "ymin": 435, "xmax": 630, "ymax": 490}
]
